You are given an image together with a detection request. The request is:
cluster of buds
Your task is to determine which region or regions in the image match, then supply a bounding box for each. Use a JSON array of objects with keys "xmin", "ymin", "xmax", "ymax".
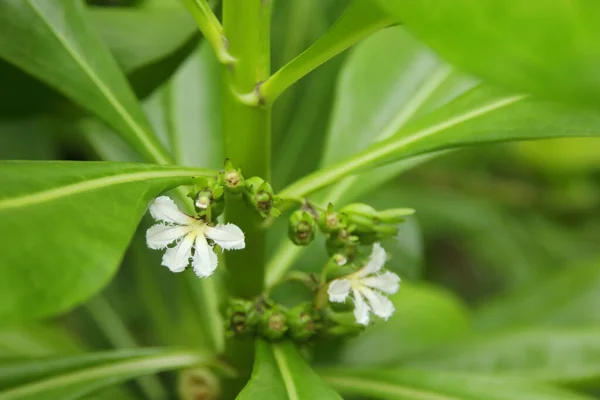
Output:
[
  {"xmin": 287, "ymin": 201, "xmax": 414, "ymax": 260},
  {"xmin": 225, "ymin": 299, "xmax": 323, "ymax": 342}
]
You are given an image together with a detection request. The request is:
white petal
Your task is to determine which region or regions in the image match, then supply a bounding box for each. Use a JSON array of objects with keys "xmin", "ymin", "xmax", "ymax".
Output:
[
  {"xmin": 192, "ymin": 235, "xmax": 219, "ymax": 278},
  {"xmin": 362, "ymin": 271, "xmax": 401, "ymax": 294},
  {"xmin": 361, "ymin": 288, "xmax": 395, "ymax": 320},
  {"xmin": 161, "ymin": 233, "xmax": 195, "ymax": 272},
  {"xmin": 328, "ymin": 279, "xmax": 351, "ymax": 303},
  {"xmin": 205, "ymin": 223, "xmax": 245, "ymax": 250},
  {"xmin": 352, "ymin": 289, "xmax": 370, "ymax": 326},
  {"xmin": 149, "ymin": 196, "xmax": 192, "ymax": 225},
  {"xmin": 356, "ymin": 242, "xmax": 387, "ymax": 278},
  {"xmin": 146, "ymin": 224, "xmax": 192, "ymax": 250}
]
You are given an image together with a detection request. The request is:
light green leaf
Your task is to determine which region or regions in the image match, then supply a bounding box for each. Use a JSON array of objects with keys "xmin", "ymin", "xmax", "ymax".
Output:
[
  {"xmin": 372, "ymin": 0, "xmax": 600, "ymax": 106},
  {"xmin": 87, "ymin": 5, "xmax": 200, "ymax": 98},
  {"xmin": 339, "ymin": 283, "xmax": 470, "ymax": 366},
  {"xmin": 320, "ymin": 368, "xmax": 596, "ymax": 400},
  {"xmin": 0, "ymin": 161, "xmax": 214, "ymax": 323},
  {"xmin": 282, "ymin": 83, "xmax": 600, "ymax": 199},
  {"xmin": 475, "ymin": 259, "xmax": 600, "ymax": 331},
  {"xmin": 87, "ymin": 6, "xmax": 195, "ymax": 74},
  {"xmin": 405, "ymin": 328, "xmax": 600, "ymax": 385},
  {"xmin": 0, "ymin": 0, "xmax": 170, "ymax": 163},
  {"xmin": 237, "ymin": 340, "xmax": 342, "ymax": 400},
  {"xmin": 0, "ymin": 349, "xmax": 208, "ymax": 400},
  {"xmin": 0, "ymin": 325, "xmax": 80, "ymax": 360},
  {"xmin": 260, "ymin": 0, "xmax": 392, "ymax": 103}
]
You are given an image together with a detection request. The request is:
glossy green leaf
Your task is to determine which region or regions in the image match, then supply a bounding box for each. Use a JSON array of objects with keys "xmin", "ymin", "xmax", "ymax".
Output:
[
  {"xmin": 321, "ymin": 368, "xmax": 596, "ymax": 400},
  {"xmin": 237, "ymin": 340, "xmax": 342, "ymax": 400},
  {"xmin": 0, "ymin": 349, "xmax": 208, "ymax": 400},
  {"xmin": 0, "ymin": 161, "xmax": 214, "ymax": 323},
  {"xmin": 339, "ymin": 283, "xmax": 470, "ymax": 366},
  {"xmin": 0, "ymin": 0, "xmax": 170, "ymax": 163},
  {"xmin": 405, "ymin": 328, "xmax": 600, "ymax": 385},
  {"xmin": 475, "ymin": 259, "xmax": 600, "ymax": 331},
  {"xmin": 373, "ymin": 0, "xmax": 600, "ymax": 106}
]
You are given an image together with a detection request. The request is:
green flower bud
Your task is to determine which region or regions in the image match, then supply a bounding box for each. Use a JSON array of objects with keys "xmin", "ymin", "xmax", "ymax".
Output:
[
  {"xmin": 178, "ymin": 368, "xmax": 220, "ymax": 400},
  {"xmin": 191, "ymin": 178, "xmax": 226, "ymax": 218},
  {"xmin": 340, "ymin": 203, "xmax": 379, "ymax": 233},
  {"xmin": 288, "ymin": 210, "xmax": 316, "ymax": 246},
  {"xmin": 243, "ymin": 177, "xmax": 281, "ymax": 218},
  {"xmin": 317, "ymin": 203, "xmax": 347, "ymax": 233},
  {"xmin": 258, "ymin": 306, "xmax": 288, "ymax": 340},
  {"xmin": 377, "ymin": 208, "xmax": 415, "ymax": 223},
  {"xmin": 225, "ymin": 299, "xmax": 257, "ymax": 336},
  {"xmin": 287, "ymin": 303, "xmax": 321, "ymax": 341},
  {"xmin": 326, "ymin": 228, "xmax": 359, "ymax": 256},
  {"xmin": 323, "ymin": 310, "xmax": 365, "ymax": 337},
  {"xmin": 219, "ymin": 159, "xmax": 245, "ymax": 193}
]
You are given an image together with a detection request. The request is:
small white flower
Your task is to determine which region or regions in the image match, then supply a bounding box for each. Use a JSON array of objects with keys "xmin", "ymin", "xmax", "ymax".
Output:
[
  {"xmin": 327, "ymin": 243, "xmax": 400, "ymax": 325},
  {"xmin": 146, "ymin": 196, "xmax": 245, "ymax": 278}
]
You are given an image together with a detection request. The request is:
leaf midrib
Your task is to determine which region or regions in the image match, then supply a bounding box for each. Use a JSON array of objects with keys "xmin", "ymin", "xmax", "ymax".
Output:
[
  {"xmin": 0, "ymin": 352, "xmax": 206, "ymax": 400},
  {"xmin": 0, "ymin": 168, "xmax": 210, "ymax": 210},
  {"xmin": 323, "ymin": 375, "xmax": 461, "ymax": 400},
  {"xmin": 272, "ymin": 344, "xmax": 299, "ymax": 400},
  {"xmin": 26, "ymin": 0, "xmax": 169, "ymax": 164}
]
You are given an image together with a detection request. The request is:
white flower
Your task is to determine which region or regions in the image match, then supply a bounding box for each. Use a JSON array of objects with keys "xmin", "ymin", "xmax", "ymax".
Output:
[
  {"xmin": 146, "ymin": 196, "xmax": 245, "ymax": 278},
  {"xmin": 327, "ymin": 243, "xmax": 400, "ymax": 325}
]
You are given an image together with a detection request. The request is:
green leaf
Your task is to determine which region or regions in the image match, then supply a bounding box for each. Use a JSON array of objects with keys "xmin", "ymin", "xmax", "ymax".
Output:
[
  {"xmin": 0, "ymin": 349, "xmax": 208, "ymax": 400},
  {"xmin": 405, "ymin": 328, "xmax": 600, "ymax": 385},
  {"xmin": 320, "ymin": 368, "xmax": 596, "ymax": 400},
  {"xmin": 260, "ymin": 0, "xmax": 392, "ymax": 103},
  {"xmin": 0, "ymin": 325, "xmax": 80, "ymax": 360},
  {"xmin": 282, "ymin": 83, "xmax": 600, "ymax": 199},
  {"xmin": 339, "ymin": 283, "xmax": 470, "ymax": 366},
  {"xmin": 372, "ymin": 0, "xmax": 600, "ymax": 106},
  {"xmin": 237, "ymin": 340, "xmax": 342, "ymax": 400},
  {"xmin": 475, "ymin": 259, "xmax": 600, "ymax": 331},
  {"xmin": 0, "ymin": 0, "xmax": 170, "ymax": 163},
  {"xmin": 87, "ymin": 5, "xmax": 200, "ymax": 98},
  {"xmin": 0, "ymin": 161, "xmax": 214, "ymax": 323}
]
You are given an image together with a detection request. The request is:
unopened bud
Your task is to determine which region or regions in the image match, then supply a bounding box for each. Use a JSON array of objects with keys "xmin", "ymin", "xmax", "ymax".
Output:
[
  {"xmin": 243, "ymin": 177, "xmax": 281, "ymax": 218},
  {"xmin": 287, "ymin": 303, "xmax": 320, "ymax": 341},
  {"xmin": 258, "ymin": 306, "xmax": 288, "ymax": 340},
  {"xmin": 225, "ymin": 299, "xmax": 257, "ymax": 336},
  {"xmin": 318, "ymin": 203, "xmax": 347, "ymax": 233},
  {"xmin": 288, "ymin": 210, "xmax": 316, "ymax": 246},
  {"xmin": 377, "ymin": 208, "xmax": 415, "ymax": 224},
  {"xmin": 220, "ymin": 159, "xmax": 245, "ymax": 193},
  {"xmin": 340, "ymin": 203, "xmax": 379, "ymax": 233}
]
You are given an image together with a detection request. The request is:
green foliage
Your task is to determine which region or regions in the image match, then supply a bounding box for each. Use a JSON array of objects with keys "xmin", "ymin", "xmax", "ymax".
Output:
[
  {"xmin": 2, "ymin": 0, "xmax": 600, "ymax": 399},
  {"xmin": 0, "ymin": 161, "xmax": 213, "ymax": 322},
  {"xmin": 372, "ymin": 0, "xmax": 600, "ymax": 106}
]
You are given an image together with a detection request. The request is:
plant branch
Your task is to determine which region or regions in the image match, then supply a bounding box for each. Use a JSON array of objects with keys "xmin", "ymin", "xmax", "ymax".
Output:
[
  {"xmin": 254, "ymin": 0, "xmax": 392, "ymax": 104},
  {"xmin": 180, "ymin": 0, "xmax": 235, "ymax": 65}
]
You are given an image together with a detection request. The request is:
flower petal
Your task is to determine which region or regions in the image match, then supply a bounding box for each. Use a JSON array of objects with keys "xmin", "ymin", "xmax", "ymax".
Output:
[
  {"xmin": 352, "ymin": 289, "xmax": 371, "ymax": 325},
  {"xmin": 361, "ymin": 288, "xmax": 395, "ymax": 320},
  {"xmin": 356, "ymin": 242, "xmax": 387, "ymax": 277},
  {"xmin": 328, "ymin": 279, "xmax": 351, "ymax": 303},
  {"xmin": 146, "ymin": 224, "xmax": 192, "ymax": 250},
  {"xmin": 205, "ymin": 223, "xmax": 245, "ymax": 250},
  {"xmin": 161, "ymin": 232, "xmax": 195, "ymax": 272},
  {"xmin": 362, "ymin": 271, "xmax": 401, "ymax": 294},
  {"xmin": 192, "ymin": 235, "xmax": 219, "ymax": 278},
  {"xmin": 149, "ymin": 196, "xmax": 192, "ymax": 225}
]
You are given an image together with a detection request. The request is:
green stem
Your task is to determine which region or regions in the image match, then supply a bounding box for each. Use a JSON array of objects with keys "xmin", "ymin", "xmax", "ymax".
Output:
[
  {"xmin": 180, "ymin": 0, "xmax": 235, "ymax": 65},
  {"xmin": 222, "ymin": 0, "xmax": 272, "ymax": 299},
  {"xmin": 221, "ymin": 0, "xmax": 272, "ymax": 395},
  {"xmin": 257, "ymin": 0, "xmax": 391, "ymax": 104}
]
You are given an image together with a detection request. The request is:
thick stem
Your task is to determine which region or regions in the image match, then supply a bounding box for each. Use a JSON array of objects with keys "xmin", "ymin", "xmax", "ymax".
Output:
[
  {"xmin": 221, "ymin": 0, "xmax": 271, "ymax": 395},
  {"xmin": 223, "ymin": 0, "xmax": 271, "ymax": 299}
]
